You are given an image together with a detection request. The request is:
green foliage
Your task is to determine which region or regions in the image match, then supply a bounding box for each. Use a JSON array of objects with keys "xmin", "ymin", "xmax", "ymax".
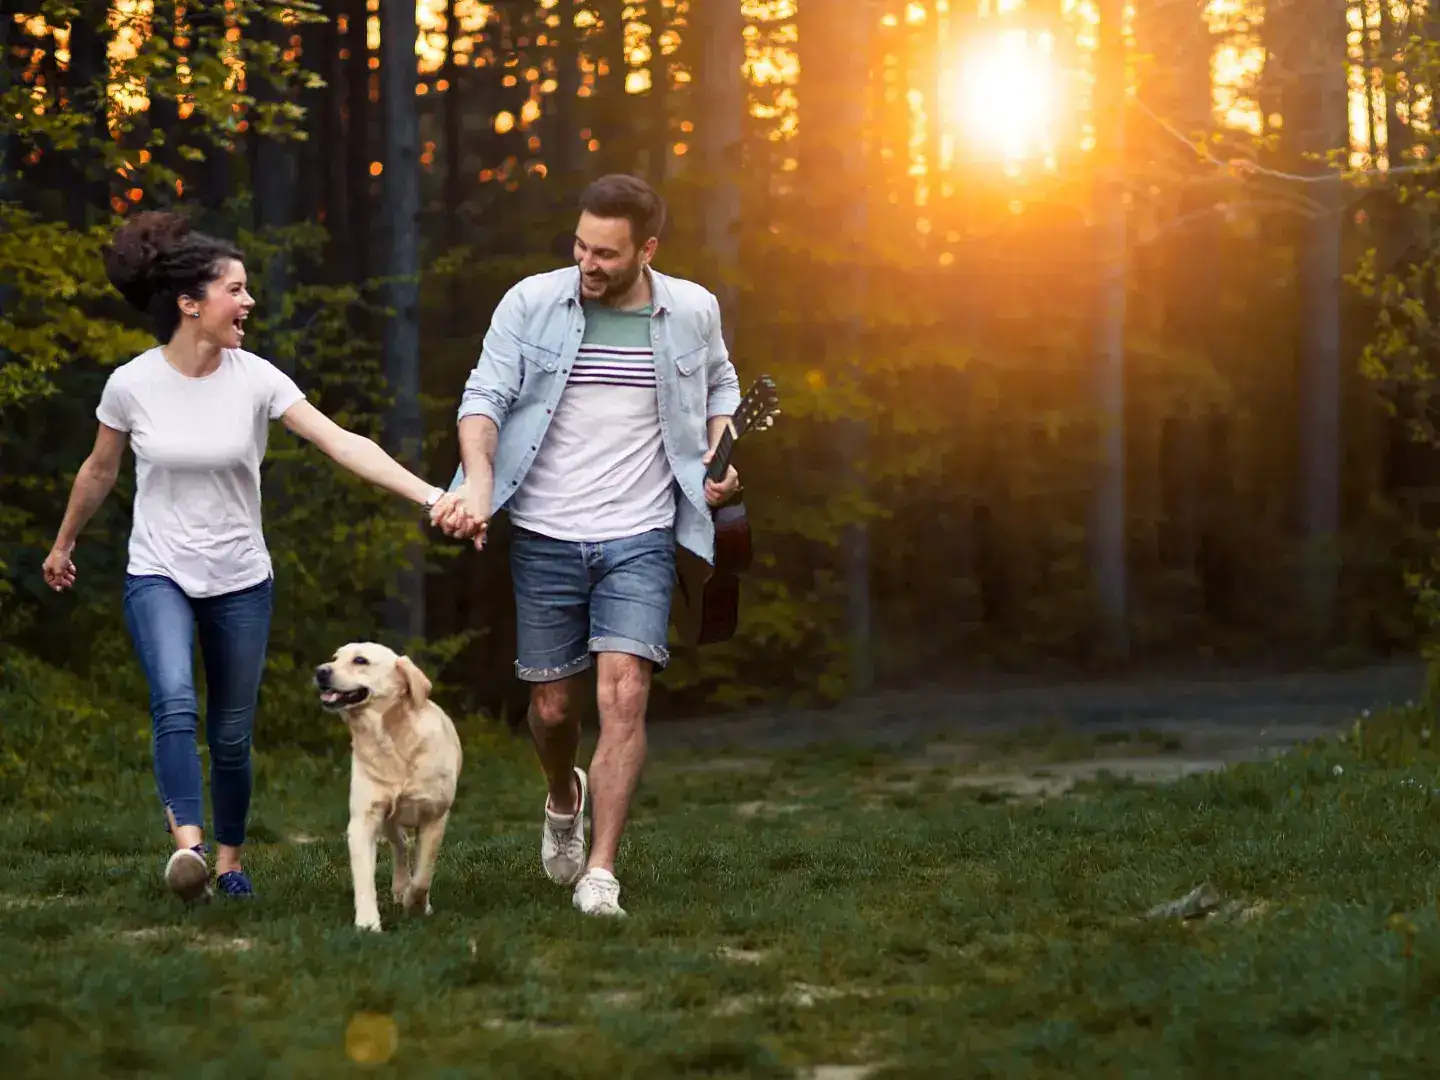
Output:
[
  {"xmin": 0, "ymin": 204, "xmax": 153, "ymax": 646},
  {"xmin": 0, "ymin": 650, "xmax": 151, "ymax": 809},
  {"xmin": 2, "ymin": 1, "xmax": 326, "ymax": 187},
  {"xmin": 1348, "ymin": 48, "xmax": 1440, "ymax": 701},
  {"xmin": 0, "ymin": 207, "xmax": 154, "ymax": 410}
]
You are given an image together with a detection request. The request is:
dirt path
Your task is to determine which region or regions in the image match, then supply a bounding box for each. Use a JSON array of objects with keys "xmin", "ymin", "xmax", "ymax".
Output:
[{"xmin": 649, "ymin": 661, "xmax": 1427, "ymax": 767}]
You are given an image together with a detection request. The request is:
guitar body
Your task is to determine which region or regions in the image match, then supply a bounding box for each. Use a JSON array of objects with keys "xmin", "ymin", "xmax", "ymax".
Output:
[
  {"xmin": 668, "ymin": 376, "xmax": 780, "ymax": 648},
  {"xmin": 672, "ymin": 496, "xmax": 752, "ymax": 647}
]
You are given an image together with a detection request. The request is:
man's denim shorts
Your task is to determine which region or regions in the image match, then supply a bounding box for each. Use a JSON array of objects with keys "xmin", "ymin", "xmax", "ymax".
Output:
[{"xmin": 508, "ymin": 524, "xmax": 676, "ymax": 682}]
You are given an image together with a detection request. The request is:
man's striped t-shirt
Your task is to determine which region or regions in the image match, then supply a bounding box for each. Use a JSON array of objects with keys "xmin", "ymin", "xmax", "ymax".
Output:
[{"xmin": 507, "ymin": 300, "xmax": 677, "ymax": 542}]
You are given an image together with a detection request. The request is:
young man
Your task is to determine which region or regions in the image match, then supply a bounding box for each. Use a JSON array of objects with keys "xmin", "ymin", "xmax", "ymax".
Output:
[{"xmin": 442, "ymin": 174, "xmax": 741, "ymax": 917}]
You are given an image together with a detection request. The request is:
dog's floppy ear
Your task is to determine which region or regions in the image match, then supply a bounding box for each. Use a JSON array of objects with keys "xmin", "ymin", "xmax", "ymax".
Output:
[{"xmin": 395, "ymin": 655, "xmax": 432, "ymax": 706}]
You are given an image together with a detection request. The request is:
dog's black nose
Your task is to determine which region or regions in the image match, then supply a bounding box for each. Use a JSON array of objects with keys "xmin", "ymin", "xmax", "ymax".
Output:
[{"xmin": 314, "ymin": 664, "xmax": 333, "ymax": 688}]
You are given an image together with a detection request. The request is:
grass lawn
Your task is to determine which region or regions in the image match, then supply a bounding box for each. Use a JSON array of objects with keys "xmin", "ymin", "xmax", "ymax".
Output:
[{"xmin": 5, "ymin": 690, "xmax": 1440, "ymax": 1078}]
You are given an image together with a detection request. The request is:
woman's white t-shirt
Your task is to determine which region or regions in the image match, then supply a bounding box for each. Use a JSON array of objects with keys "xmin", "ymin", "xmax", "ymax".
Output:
[{"xmin": 96, "ymin": 347, "xmax": 307, "ymax": 599}]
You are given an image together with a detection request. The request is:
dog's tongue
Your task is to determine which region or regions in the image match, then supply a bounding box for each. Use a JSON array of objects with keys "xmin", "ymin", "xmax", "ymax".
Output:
[{"xmin": 321, "ymin": 690, "xmax": 343, "ymax": 704}]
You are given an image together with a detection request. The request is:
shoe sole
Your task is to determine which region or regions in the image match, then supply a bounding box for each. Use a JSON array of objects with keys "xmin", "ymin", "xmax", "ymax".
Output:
[
  {"xmin": 165, "ymin": 851, "xmax": 211, "ymax": 904},
  {"xmin": 542, "ymin": 767, "xmax": 589, "ymax": 885},
  {"xmin": 574, "ymin": 900, "xmax": 628, "ymax": 918}
]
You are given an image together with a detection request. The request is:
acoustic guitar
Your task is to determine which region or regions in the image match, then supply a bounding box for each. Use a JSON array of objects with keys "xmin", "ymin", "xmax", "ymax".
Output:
[{"xmin": 671, "ymin": 375, "xmax": 781, "ymax": 647}]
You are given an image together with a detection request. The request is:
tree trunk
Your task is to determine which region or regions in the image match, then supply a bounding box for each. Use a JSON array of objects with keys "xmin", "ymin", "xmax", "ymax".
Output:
[
  {"xmin": 63, "ymin": 0, "xmax": 111, "ymax": 228},
  {"xmin": 0, "ymin": 13, "xmax": 15, "ymax": 343},
  {"xmin": 548, "ymin": 0, "xmax": 582, "ymax": 200},
  {"xmin": 346, "ymin": 0, "xmax": 374, "ymax": 282},
  {"xmin": 648, "ymin": 0, "xmax": 669, "ymax": 184},
  {"xmin": 1275, "ymin": 0, "xmax": 1349, "ymax": 637},
  {"xmin": 596, "ymin": 0, "xmax": 629, "ymax": 172},
  {"xmin": 379, "ymin": 0, "xmax": 426, "ymax": 643},
  {"xmin": 190, "ymin": 0, "xmax": 233, "ymax": 218},
  {"xmin": 250, "ymin": 8, "xmax": 297, "ymax": 317},
  {"xmin": 1091, "ymin": 0, "xmax": 1130, "ymax": 659},
  {"xmin": 795, "ymin": 0, "xmax": 874, "ymax": 692},
  {"xmin": 442, "ymin": 0, "xmax": 467, "ymax": 332},
  {"xmin": 693, "ymin": 0, "xmax": 743, "ymax": 327},
  {"xmin": 146, "ymin": 2, "xmax": 182, "ymax": 193},
  {"xmin": 296, "ymin": 11, "xmax": 337, "ymax": 231}
]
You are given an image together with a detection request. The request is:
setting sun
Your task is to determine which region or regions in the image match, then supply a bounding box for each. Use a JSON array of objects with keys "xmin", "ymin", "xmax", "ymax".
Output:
[{"xmin": 951, "ymin": 28, "xmax": 1060, "ymax": 165}]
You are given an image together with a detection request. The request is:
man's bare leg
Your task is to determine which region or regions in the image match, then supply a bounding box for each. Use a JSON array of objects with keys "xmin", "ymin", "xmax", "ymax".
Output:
[
  {"xmin": 586, "ymin": 652, "xmax": 651, "ymax": 874},
  {"xmin": 529, "ymin": 674, "xmax": 584, "ymax": 813}
]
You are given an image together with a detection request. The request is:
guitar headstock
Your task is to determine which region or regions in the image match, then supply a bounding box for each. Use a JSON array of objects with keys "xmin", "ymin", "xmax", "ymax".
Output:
[{"xmin": 731, "ymin": 375, "xmax": 781, "ymax": 440}]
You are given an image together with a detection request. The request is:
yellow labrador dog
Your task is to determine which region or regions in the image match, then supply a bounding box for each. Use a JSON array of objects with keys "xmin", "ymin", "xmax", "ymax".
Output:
[{"xmin": 314, "ymin": 643, "xmax": 462, "ymax": 932}]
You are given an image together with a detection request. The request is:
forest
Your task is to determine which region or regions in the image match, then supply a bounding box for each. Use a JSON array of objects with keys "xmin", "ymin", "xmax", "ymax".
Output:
[{"xmin": 5, "ymin": 0, "xmax": 1440, "ymax": 740}]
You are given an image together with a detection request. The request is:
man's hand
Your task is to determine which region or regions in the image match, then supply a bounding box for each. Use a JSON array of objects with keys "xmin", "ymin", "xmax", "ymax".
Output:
[
  {"xmin": 428, "ymin": 492, "xmax": 476, "ymax": 538},
  {"xmin": 701, "ymin": 449, "xmax": 741, "ymax": 508}
]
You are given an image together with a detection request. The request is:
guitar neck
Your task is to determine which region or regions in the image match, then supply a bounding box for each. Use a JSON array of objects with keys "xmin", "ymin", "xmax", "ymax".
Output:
[{"xmin": 707, "ymin": 422, "xmax": 738, "ymax": 482}]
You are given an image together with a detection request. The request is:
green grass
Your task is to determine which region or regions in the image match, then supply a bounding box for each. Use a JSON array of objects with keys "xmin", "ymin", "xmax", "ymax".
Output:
[{"xmin": 5, "ymin": 669, "xmax": 1440, "ymax": 1077}]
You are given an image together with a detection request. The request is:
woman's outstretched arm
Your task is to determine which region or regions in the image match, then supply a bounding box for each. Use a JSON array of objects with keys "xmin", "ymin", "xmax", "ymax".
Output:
[
  {"xmin": 278, "ymin": 399, "xmax": 468, "ymax": 527},
  {"xmin": 43, "ymin": 423, "xmax": 127, "ymax": 591}
]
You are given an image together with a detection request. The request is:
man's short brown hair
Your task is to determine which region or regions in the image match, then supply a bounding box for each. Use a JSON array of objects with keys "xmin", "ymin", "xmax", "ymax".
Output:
[{"xmin": 577, "ymin": 174, "xmax": 666, "ymax": 246}]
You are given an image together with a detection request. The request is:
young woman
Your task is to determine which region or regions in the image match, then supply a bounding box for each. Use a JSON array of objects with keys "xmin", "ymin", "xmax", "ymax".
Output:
[{"xmin": 41, "ymin": 211, "xmax": 471, "ymax": 904}]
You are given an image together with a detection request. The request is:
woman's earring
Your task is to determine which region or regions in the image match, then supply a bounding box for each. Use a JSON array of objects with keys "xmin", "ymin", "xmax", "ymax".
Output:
[{"xmin": 190, "ymin": 311, "xmax": 200, "ymax": 318}]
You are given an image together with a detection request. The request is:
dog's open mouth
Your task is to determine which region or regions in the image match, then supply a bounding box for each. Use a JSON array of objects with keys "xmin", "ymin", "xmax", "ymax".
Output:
[{"xmin": 318, "ymin": 687, "xmax": 369, "ymax": 709}]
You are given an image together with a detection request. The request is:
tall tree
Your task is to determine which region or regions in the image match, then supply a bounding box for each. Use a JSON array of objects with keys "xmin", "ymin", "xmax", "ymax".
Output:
[
  {"xmin": 647, "ymin": 0, "xmax": 669, "ymax": 184},
  {"xmin": 547, "ymin": 0, "xmax": 582, "ymax": 197},
  {"xmin": 250, "ymin": 5, "xmax": 299, "ymax": 307},
  {"xmin": 795, "ymin": 0, "xmax": 875, "ymax": 692},
  {"xmin": 344, "ymin": 0, "xmax": 374, "ymax": 279},
  {"xmin": 1091, "ymin": 0, "xmax": 1130, "ymax": 657},
  {"xmin": 62, "ymin": 0, "xmax": 111, "ymax": 228},
  {"xmin": 1270, "ymin": 0, "xmax": 1349, "ymax": 635},
  {"xmin": 380, "ymin": 0, "xmax": 425, "ymax": 641},
  {"xmin": 693, "ymin": 0, "xmax": 743, "ymax": 323}
]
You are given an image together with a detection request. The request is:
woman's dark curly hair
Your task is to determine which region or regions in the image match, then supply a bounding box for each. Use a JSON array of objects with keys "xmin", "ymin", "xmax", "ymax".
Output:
[{"xmin": 102, "ymin": 211, "xmax": 244, "ymax": 343}]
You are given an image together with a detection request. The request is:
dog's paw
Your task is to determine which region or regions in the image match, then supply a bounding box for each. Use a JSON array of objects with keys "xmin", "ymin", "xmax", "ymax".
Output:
[
  {"xmin": 390, "ymin": 883, "xmax": 411, "ymax": 906},
  {"xmin": 402, "ymin": 885, "xmax": 432, "ymax": 916},
  {"xmin": 355, "ymin": 914, "xmax": 383, "ymax": 932}
]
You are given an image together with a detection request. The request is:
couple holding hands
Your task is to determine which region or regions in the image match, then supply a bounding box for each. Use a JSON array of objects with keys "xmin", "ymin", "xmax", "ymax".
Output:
[{"xmin": 43, "ymin": 173, "xmax": 741, "ymax": 917}]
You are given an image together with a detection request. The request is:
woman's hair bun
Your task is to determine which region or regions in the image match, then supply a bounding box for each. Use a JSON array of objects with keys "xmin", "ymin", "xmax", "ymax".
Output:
[{"xmin": 102, "ymin": 210, "xmax": 194, "ymax": 315}]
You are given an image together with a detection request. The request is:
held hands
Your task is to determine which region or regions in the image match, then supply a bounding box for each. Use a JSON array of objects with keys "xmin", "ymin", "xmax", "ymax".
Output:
[
  {"xmin": 42, "ymin": 545, "xmax": 77, "ymax": 592},
  {"xmin": 701, "ymin": 449, "xmax": 741, "ymax": 507},
  {"xmin": 430, "ymin": 476, "xmax": 491, "ymax": 550}
]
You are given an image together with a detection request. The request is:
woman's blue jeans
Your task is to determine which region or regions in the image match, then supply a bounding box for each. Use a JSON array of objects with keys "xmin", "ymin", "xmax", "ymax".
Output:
[{"xmin": 122, "ymin": 574, "xmax": 273, "ymax": 848}]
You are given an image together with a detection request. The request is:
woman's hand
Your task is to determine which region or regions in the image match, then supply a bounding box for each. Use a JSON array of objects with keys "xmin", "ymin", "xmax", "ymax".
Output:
[{"xmin": 42, "ymin": 546, "xmax": 77, "ymax": 592}]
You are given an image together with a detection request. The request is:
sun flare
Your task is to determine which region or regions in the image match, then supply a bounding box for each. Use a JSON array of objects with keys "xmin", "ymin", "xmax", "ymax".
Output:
[{"xmin": 952, "ymin": 28, "xmax": 1059, "ymax": 165}]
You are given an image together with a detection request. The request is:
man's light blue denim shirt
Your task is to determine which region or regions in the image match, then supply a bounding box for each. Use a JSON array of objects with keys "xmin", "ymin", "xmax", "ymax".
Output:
[{"xmin": 450, "ymin": 265, "xmax": 742, "ymax": 565}]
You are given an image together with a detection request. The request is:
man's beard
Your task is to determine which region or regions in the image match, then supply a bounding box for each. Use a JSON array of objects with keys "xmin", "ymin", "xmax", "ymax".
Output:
[{"xmin": 582, "ymin": 258, "xmax": 643, "ymax": 304}]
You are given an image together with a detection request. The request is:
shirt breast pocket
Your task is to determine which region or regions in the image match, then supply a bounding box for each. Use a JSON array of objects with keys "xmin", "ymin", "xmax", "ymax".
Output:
[
  {"xmin": 674, "ymin": 344, "xmax": 705, "ymax": 378},
  {"xmin": 671, "ymin": 344, "xmax": 706, "ymax": 416},
  {"xmin": 520, "ymin": 342, "xmax": 561, "ymax": 373}
]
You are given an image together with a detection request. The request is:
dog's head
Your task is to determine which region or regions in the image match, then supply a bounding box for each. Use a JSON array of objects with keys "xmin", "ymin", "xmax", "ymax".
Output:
[{"xmin": 313, "ymin": 642, "xmax": 432, "ymax": 713}]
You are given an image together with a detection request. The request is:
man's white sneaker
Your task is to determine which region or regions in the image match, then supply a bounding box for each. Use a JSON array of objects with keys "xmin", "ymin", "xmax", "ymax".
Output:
[
  {"xmin": 572, "ymin": 867, "xmax": 627, "ymax": 917},
  {"xmin": 541, "ymin": 766, "xmax": 588, "ymax": 885}
]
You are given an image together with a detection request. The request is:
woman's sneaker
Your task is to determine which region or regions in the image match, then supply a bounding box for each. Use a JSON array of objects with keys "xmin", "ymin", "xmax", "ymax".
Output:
[
  {"xmin": 164, "ymin": 844, "xmax": 211, "ymax": 904},
  {"xmin": 216, "ymin": 869, "xmax": 254, "ymax": 898}
]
